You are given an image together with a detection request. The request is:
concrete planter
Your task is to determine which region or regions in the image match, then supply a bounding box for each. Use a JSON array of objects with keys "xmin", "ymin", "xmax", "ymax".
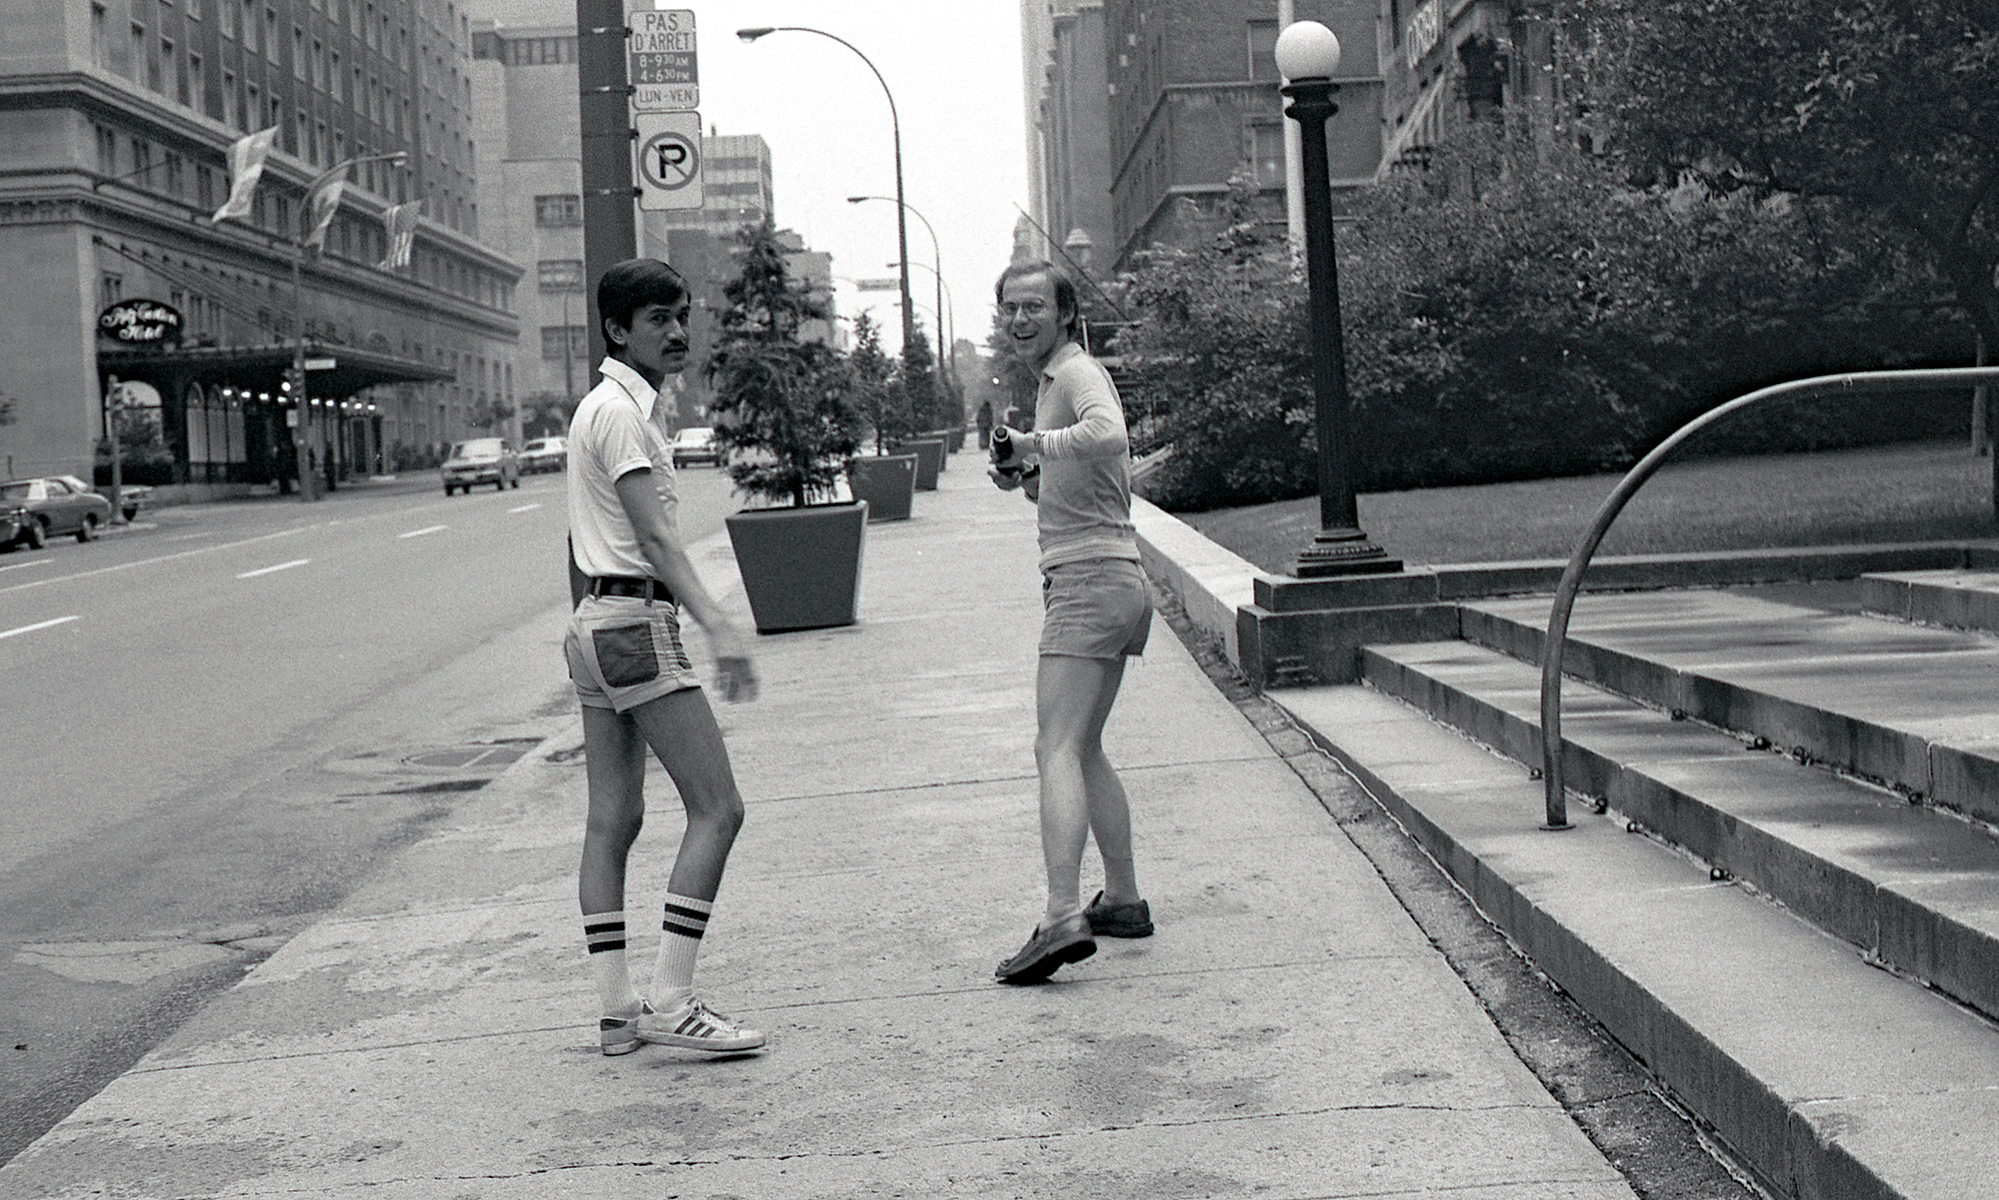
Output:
[
  {"xmin": 724, "ymin": 501, "xmax": 868, "ymax": 633},
  {"xmin": 848, "ymin": 454, "xmax": 917, "ymax": 522},
  {"xmin": 895, "ymin": 437, "xmax": 945, "ymax": 490}
]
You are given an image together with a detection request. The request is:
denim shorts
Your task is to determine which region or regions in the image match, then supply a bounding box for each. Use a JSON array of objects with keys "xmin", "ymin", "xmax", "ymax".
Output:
[
  {"xmin": 1039, "ymin": 557, "xmax": 1153, "ymax": 660},
  {"xmin": 564, "ymin": 594, "xmax": 704, "ymax": 711}
]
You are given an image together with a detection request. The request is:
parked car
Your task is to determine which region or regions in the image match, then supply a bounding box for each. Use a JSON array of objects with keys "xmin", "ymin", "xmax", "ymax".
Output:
[
  {"xmin": 441, "ymin": 438, "xmax": 521, "ymax": 494},
  {"xmin": 0, "ymin": 476, "xmax": 113, "ymax": 542},
  {"xmin": 520, "ymin": 436, "xmax": 568, "ymax": 474},
  {"xmin": 55, "ymin": 474, "xmax": 150, "ymax": 521},
  {"xmin": 672, "ymin": 426, "xmax": 720, "ymax": 468},
  {"xmin": 0, "ymin": 498, "xmax": 42, "ymax": 551}
]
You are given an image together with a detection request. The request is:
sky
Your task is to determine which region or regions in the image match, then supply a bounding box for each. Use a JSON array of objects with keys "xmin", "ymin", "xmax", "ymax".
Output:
[{"xmin": 635, "ymin": 2, "xmax": 1030, "ymax": 361}]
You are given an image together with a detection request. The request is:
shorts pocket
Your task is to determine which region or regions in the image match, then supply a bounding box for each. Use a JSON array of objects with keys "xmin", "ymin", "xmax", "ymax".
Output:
[{"xmin": 593, "ymin": 623, "xmax": 660, "ymax": 688}]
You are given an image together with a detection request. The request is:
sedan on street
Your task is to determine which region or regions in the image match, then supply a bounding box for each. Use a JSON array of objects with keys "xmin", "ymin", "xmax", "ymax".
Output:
[
  {"xmin": 56, "ymin": 474, "xmax": 150, "ymax": 521},
  {"xmin": 672, "ymin": 426, "xmax": 720, "ymax": 468},
  {"xmin": 0, "ymin": 477, "xmax": 113, "ymax": 542},
  {"xmin": 441, "ymin": 438, "xmax": 521, "ymax": 494},
  {"xmin": 521, "ymin": 436, "xmax": 567, "ymax": 474},
  {"xmin": 0, "ymin": 498, "xmax": 43, "ymax": 551}
]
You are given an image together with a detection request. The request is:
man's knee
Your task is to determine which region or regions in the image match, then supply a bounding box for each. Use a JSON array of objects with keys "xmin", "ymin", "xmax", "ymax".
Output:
[
  {"xmin": 584, "ymin": 805, "xmax": 644, "ymax": 847},
  {"xmin": 688, "ymin": 788, "xmax": 746, "ymax": 838}
]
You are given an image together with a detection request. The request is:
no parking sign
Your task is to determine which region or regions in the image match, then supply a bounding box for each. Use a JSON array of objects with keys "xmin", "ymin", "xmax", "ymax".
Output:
[{"xmin": 634, "ymin": 110, "xmax": 703, "ymax": 211}]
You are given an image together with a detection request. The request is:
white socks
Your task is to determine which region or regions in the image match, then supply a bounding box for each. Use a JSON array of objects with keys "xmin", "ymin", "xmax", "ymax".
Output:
[
  {"xmin": 583, "ymin": 911, "xmax": 640, "ymax": 1017},
  {"xmin": 650, "ymin": 893, "xmax": 712, "ymax": 1011}
]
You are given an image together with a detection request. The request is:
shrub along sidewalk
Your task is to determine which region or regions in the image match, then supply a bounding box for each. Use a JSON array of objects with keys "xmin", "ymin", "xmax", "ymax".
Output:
[{"xmin": 1179, "ymin": 440, "xmax": 1998, "ymax": 573}]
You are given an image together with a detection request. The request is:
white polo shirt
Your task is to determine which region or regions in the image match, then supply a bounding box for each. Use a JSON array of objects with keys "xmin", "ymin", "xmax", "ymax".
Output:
[{"xmin": 566, "ymin": 357, "xmax": 679, "ymax": 579}]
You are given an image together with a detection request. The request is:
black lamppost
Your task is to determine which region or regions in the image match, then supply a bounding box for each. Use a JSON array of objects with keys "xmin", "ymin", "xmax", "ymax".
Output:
[
  {"xmin": 737, "ymin": 27, "xmax": 917, "ymax": 364},
  {"xmin": 1276, "ymin": 22, "xmax": 1399, "ymax": 577}
]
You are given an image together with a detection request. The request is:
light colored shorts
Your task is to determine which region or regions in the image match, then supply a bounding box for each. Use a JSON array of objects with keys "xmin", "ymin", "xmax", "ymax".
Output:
[
  {"xmin": 564, "ymin": 594, "xmax": 704, "ymax": 712},
  {"xmin": 1039, "ymin": 557, "xmax": 1153, "ymax": 660}
]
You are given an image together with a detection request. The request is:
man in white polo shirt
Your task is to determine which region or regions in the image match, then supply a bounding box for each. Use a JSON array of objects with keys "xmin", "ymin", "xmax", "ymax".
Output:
[{"xmin": 564, "ymin": 258, "xmax": 764, "ymax": 1055}]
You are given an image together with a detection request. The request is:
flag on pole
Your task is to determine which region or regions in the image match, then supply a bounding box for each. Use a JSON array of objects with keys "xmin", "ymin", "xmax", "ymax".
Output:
[
  {"xmin": 378, "ymin": 201, "xmax": 421, "ymax": 270},
  {"xmin": 210, "ymin": 127, "xmax": 279, "ymax": 223},
  {"xmin": 303, "ymin": 178, "xmax": 345, "ymax": 252}
]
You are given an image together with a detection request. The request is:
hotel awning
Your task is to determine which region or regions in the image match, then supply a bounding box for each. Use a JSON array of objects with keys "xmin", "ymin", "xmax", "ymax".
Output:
[{"xmin": 98, "ymin": 341, "xmax": 454, "ymax": 399}]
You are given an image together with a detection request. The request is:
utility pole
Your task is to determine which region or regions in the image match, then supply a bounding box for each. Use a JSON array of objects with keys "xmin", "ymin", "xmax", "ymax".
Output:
[{"xmin": 578, "ymin": 0, "xmax": 639, "ymax": 384}]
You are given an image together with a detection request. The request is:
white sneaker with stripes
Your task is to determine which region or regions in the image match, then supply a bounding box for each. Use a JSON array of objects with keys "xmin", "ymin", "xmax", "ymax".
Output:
[{"xmin": 635, "ymin": 997, "xmax": 766, "ymax": 1052}]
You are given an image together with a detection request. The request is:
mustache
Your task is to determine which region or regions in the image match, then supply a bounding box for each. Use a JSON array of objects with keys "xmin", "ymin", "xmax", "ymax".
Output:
[{"xmin": 662, "ymin": 342, "xmax": 690, "ymax": 356}]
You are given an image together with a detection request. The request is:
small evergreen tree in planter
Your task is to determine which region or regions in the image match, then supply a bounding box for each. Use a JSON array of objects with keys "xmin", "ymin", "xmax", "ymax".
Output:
[
  {"xmin": 705, "ymin": 219, "xmax": 871, "ymax": 631},
  {"xmin": 845, "ymin": 310, "xmax": 919, "ymax": 521},
  {"xmin": 850, "ymin": 311, "xmax": 913, "ymax": 454}
]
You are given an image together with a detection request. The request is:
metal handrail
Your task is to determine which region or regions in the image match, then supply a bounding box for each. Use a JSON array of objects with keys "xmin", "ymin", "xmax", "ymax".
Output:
[{"xmin": 1539, "ymin": 366, "xmax": 1999, "ymax": 829}]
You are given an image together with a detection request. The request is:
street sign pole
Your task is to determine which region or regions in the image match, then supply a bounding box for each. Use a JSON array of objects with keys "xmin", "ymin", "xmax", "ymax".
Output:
[
  {"xmin": 578, "ymin": 0, "xmax": 640, "ymax": 381},
  {"xmin": 105, "ymin": 375, "xmax": 125, "ymax": 524}
]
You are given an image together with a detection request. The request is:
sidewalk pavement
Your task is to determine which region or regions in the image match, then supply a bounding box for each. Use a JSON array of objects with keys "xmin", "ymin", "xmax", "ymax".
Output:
[{"xmin": 2, "ymin": 463, "xmax": 1640, "ymax": 1200}]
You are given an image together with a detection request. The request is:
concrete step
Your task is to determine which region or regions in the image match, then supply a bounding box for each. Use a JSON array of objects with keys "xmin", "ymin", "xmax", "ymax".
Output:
[
  {"xmin": 1456, "ymin": 591, "xmax": 1999, "ymax": 826},
  {"xmin": 1862, "ymin": 567, "xmax": 1999, "ymax": 636},
  {"xmin": 1362, "ymin": 637, "xmax": 1999, "ymax": 1023},
  {"xmin": 1273, "ymin": 681, "xmax": 1999, "ymax": 1200}
]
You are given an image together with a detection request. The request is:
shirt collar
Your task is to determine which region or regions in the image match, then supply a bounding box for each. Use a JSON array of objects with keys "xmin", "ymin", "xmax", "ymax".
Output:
[
  {"xmin": 598, "ymin": 356, "xmax": 658, "ymax": 421},
  {"xmin": 1040, "ymin": 340, "xmax": 1086, "ymax": 381}
]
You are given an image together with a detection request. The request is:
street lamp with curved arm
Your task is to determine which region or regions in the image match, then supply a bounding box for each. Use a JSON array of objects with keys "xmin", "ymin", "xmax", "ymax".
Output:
[
  {"xmin": 850, "ymin": 194, "xmax": 948, "ymax": 388},
  {"xmin": 737, "ymin": 26, "xmax": 916, "ymax": 363},
  {"xmin": 892, "ymin": 259, "xmax": 954, "ymax": 393},
  {"xmin": 289, "ymin": 149, "xmax": 407, "ymax": 501}
]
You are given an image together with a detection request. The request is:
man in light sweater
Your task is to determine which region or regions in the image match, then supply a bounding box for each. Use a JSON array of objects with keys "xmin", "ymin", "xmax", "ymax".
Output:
[{"xmin": 988, "ymin": 260, "xmax": 1157, "ymax": 985}]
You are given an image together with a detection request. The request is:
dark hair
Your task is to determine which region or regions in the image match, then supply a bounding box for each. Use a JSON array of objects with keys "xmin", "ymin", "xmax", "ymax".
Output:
[
  {"xmin": 596, "ymin": 258, "xmax": 688, "ymax": 343},
  {"xmin": 994, "ymin": 259, "xmax": 1080, "ymax": 339}
]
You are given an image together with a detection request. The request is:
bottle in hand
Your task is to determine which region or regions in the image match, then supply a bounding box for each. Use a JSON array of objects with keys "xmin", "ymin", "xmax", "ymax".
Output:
[{"xmin": 991, "ymin": 427, "xmax": 1021, "ymax": 477}]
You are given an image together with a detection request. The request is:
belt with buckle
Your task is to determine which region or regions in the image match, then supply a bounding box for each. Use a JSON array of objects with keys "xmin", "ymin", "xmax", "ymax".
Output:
[{"xmin": 588, "ymin": 575, "xmax": 674, "ymax": 603}]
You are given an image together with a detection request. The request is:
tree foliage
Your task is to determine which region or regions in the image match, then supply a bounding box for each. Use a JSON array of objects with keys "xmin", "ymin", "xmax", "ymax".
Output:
[
  {"xmin": 1123, "ymin": 128, "xmax": 1969, "ymax": 510},
  {"xmin": 1568, "ymin": 0, "xmax": 1999, "ymax": 347},
  {"xmin": 467, "ymin": 398, "xmax": 517, "ymax": 432},
  {"xmin": 1117, "ymin": 170, "xmax": 1320, "ymax": 509},
  {"xmin": 520, "ymin": 391, "xmax": 576, "ymax": 440},
  {"xmin": 704, "ymin": 219, "xmax": 862, "ymax": 507},
  {"xmin": 899, "ymin": 315, "xmax": 941, "ymax": 432},
  {"xmin": 848, "ymin": 310, "xmax": 911, "ymax": 454}
]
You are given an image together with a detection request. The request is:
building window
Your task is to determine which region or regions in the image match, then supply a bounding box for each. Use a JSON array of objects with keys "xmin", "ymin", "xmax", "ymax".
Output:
[
  {"xmin": 537, "ymin": 259, "xmax": 582, "ymax": 292},
  {"xmin": 188, "ymin": 52, "xmax": 204, "ymax": 111},
  {"xmin": 95, "ymin": 125, "xmax": 117, "ymax": 174},
  {"xmin": 1248, "ymin": 19, "xmax": 1278, "ymax": 82},
  {"xmin": 91, "ymin": 4, "xmax": 109, "ymax": 69},
  {"xmin": 101, "ymin": 273, "xmax": 124, "ymax": 308},
  {"xmin": 1251, "ymin": 123, "xmax": 1285, "ymax": 188},
  {"xmin": 534, "ymin": 194, "xmax": 582, "ymax": 226},
  {"xmin": 540, "ymin": 326, "xmax": 587, "ymax": 361},
  {"xmin": 222, "ymin": 69, "xmax": 237, "ymax": 127}
]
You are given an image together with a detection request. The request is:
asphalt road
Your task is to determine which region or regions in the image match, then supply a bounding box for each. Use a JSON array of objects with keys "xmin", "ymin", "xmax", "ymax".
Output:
[{"xmin": 0, "ymin": 462, "xmax": 740, "ymax": 1164}]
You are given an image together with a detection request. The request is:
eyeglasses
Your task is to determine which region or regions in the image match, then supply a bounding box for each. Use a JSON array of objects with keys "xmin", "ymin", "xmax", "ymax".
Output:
[{"xmin": 997, "ymin": 300, "xmax": 1050, "ymax": 319}]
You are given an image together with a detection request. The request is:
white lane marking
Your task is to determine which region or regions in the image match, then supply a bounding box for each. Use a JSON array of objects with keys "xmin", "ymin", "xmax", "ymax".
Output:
[
  {"xmin": 0, "ymin": 615, "xmax": 80, "ymax": 640},
  {"xmin": 0, "ymin": 525, "xmax": 309, "ymax": 597},
  {"xmin": 507, "ymin": 503, "xmax": 540, "ymax": 514},
  {"xmin": 0, "ymin": 558, "xmax": 53, "ymax": 575},
  {"xmin": 237, "ymin": 558, "xmax": 311, "ymax": 579},
  {"xmin": 398, "ymin": 525, "xmax": 448, "ymax": 539}
]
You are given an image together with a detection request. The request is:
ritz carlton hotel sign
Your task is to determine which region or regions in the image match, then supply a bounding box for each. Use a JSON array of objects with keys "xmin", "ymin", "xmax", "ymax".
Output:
[{"xmin": 97, "ymin": 299, "xmax": 185, "ymax": 346}]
